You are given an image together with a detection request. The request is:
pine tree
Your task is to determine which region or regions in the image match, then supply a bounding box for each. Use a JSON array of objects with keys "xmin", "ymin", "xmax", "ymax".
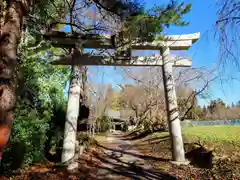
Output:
[{"xmin": 121, "ymin": 1, "xmax": 192, "ymax": 40}]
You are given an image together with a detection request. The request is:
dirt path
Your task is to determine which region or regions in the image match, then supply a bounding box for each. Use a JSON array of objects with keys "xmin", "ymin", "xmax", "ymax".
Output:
[
  {"xmin": 85, "ymin": 131, "xmax": 176, "ymax": 180},
  {"xmin": 0, "ymin": 132, "xmax": 177, "ymax": 180},
  {"xmin": 1, "ymin": 131, "xmax": 239, "ymax": 179}
]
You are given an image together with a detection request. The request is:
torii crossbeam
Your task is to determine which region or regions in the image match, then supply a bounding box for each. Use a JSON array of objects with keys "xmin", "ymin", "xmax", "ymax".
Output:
[
  {"xmin": 43, "ymin": 31, "xmax": 200, "ymax": 169},
  {"xmin": 44, "ymin": 31, "xmax": 200, "ymax": 50},
  {"xmin": 51, "ymin": 54, "xmax": 192, "ymax": 67}
]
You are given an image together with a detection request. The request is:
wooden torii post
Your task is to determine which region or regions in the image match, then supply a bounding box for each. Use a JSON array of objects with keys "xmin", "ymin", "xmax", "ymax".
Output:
[{"xmin": 44, "ymin": 32, "xmax": 200, "ymax": 168}]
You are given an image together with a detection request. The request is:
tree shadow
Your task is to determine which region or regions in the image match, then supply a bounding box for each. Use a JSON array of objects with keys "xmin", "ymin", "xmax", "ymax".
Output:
[
  {"xmin": 92, "ymin": 154, "xmax": 175, "ymax": 180},
  {"xmin": 8, "ymin": 131, "xmax": 177, "ymax": 180},
  {"xmin": 142, "ymin": 135, "xmax": 170, "ymax": 145},
  {"xmin": 122, "ymin": 128, "xmax": 166, "ymax": 141},
  {"xmin": 21, "ymin": 144, "xmax": 175, "ymax": 180},
  {"xmin": 97, "ymin": 143, "xmax": 170, "ymax": 162},
  {"xmin": 140, "ymin": 136, "xmax": 213, "ymax": 169},
  {"xmin": 78, "ymin": 143, "xmax": 175, "ymax": 180},
  {"xmin": 122, "ymin": 129, "xmax": 140, "ymax": 137}
]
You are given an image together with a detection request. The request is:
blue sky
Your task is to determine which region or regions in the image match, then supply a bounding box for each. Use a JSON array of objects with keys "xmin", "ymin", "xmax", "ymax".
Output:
[{"xmin": 63, "ymin": 0, "xmax": 240, "ymax": 106}]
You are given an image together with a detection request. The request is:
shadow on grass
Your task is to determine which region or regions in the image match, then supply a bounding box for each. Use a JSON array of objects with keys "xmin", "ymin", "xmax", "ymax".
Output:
[
  {"xmin": 141, "ymin": 136, "xmax": 213, "ymax": 169},
  {"xmin": 133, "ymin": 133, "xmax": 214, "ymax": 170},
  {"xmin": 122, "ymin": 129, "xmax": 140, "ymax": 137},
  {"xmin": 122, "ymin": 128, "xmax": 166, "ymax": 141},
  {"xmin": 142, "ymin": 135, "xmax": 170, "ymax": 144}
]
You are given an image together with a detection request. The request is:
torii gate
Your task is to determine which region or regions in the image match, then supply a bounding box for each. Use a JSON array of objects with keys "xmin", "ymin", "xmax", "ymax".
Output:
[{"xmin": 43, "ymin": 31, "xmax": 200, "ymax": 169}]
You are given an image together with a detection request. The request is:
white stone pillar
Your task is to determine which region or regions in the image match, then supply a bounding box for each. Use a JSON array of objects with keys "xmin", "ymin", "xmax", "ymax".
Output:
[
  {"xmin": 61, "ymin": 49, "xmax": 82, "ymax": 171},
  {"xmin": 161, "ymin": 47, "xmax": 186, "ymax": 163}
]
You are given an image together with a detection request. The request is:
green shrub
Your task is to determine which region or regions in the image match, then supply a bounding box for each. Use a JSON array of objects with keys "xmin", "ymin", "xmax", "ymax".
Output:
[
  {"xmin": 76, "ymin": 132, "xmax": 97, "ymax": 147},
  {"xmin": 95, "ymin": 115, "xmax": 111, "ymax": 133},
  {"xmin": 1, "ymin": 99, "xmax": 67, "ymax": 172},
  {"xmin": 122, "ymin": 123, "xmax": 128, "ymax": 132},
  {"xmin": 1, "ymin": 104, "xmax": 49, "ymax": 172},
  {"xmin": 44, "ymin": 102, "xmax": 66, "ymax": 163},
  {"xmin": 77, "ymin": 132, "xmax": 90, "ymax": 145}
]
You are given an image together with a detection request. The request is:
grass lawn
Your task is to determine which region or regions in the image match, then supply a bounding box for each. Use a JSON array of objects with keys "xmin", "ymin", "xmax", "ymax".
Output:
[{"xmin": 182, "ymin": 125, "xmax": 240, "ymax": 146}]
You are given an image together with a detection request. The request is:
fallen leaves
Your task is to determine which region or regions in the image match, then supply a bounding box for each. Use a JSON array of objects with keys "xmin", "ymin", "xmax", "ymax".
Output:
[{"xmin": 1, "ymin": 132, "xmax": 240, "ymax": 179}]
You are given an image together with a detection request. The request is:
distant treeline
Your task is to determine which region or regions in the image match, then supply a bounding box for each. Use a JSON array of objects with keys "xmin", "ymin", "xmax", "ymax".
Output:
[{"xmin": 186, "ymin": 98, "xmax": 240, "ymax": 121}]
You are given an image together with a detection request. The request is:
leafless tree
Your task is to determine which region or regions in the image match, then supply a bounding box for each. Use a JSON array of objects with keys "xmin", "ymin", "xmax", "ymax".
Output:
[
  {"xmin": 87, "ymin": 81, "xmax": 116, "ymax": 134},
  {"xmin": 216, "ymin": 0, "xmax": 240, "ymax": 67},
  {"xmin": 116, "ymin": 66, "xmax": 216, "ymax": 129}
]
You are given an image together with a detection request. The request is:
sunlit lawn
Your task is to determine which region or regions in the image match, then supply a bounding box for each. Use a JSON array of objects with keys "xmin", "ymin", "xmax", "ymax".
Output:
[
  {"xmin": 182, "ymin": 125, "xmax": 240, "ymax": 146},
  {"xmin": 153, "ymin": 125, "xmax": 240, "ymax": 146},
  {"xmin": 94, "ymin": 132, "xmax": 108, "ymax": 142}
]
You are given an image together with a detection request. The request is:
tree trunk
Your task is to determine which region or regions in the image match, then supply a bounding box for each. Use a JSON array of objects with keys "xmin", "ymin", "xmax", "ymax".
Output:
[
  {"xmin": 61, "ymin": 49, "xmax": 82, "ymax": 171},
  {"xmin": 0, "ymin": 0, "xmax": 30, "ymax": 160},
  {"xmin": 161, "ymin": 47, "xmax": 186, "ymax": 163}
]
